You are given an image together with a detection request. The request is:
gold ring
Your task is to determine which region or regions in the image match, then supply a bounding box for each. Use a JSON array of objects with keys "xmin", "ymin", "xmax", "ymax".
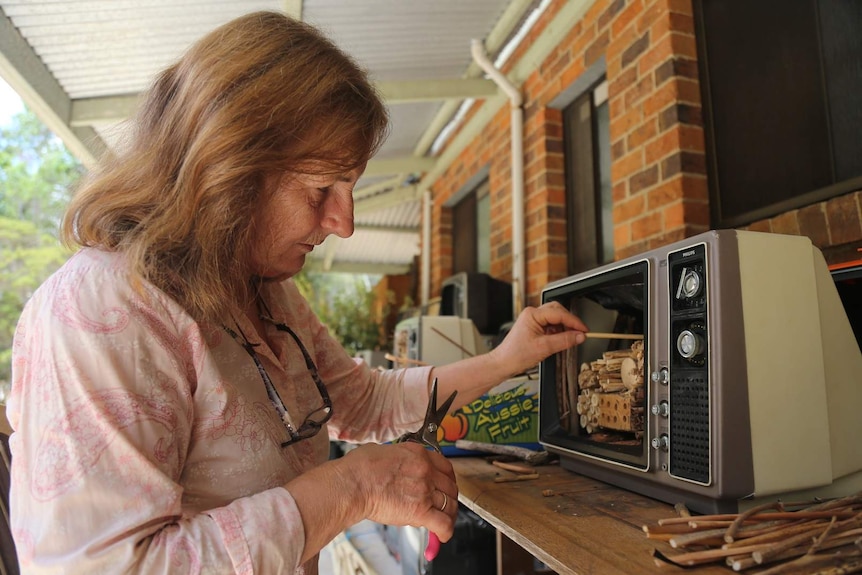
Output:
[{"xmin": 440, "ymin": 492, "xmax": 448, "ymax": 512}]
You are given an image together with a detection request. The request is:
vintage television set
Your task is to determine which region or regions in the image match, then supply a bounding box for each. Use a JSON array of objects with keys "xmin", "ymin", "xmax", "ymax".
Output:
[
  {"xmin": 392, "ymin": 315, "xmax": 489, "ymax": 367},
  {"xmin": 539, "ymin": 230, "xmax": 862, "ymax": 513},
  {"xmin": 440, "ymin": 272, "xmax": 513, "ymax": 335}
]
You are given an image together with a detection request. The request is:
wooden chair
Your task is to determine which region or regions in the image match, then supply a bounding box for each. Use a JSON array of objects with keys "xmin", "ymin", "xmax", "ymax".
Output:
[{"xmin": 0, "ymin": 432, "xmax": 19, "ymax": 575}]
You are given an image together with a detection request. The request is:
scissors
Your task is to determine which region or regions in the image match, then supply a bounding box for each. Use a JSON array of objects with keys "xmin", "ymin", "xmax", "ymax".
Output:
[{"xmin": 396, "ymin": 378, "xmax": 457, "ymax": 561}]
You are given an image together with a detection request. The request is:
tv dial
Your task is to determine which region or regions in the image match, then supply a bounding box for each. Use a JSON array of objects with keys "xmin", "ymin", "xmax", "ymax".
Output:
[
  {"xmin": 675, "ymin": 267, "xmax": 703, "ymax": 299},
  {"xmin": 677, "ymin": 329, "xmax": 704, "ymax": 359}
]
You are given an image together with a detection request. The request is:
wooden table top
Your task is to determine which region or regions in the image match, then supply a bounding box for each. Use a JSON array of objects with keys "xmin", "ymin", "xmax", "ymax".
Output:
[{"xmin": 452, "ymin": 457, "xmax": 731, "ymax": 575}]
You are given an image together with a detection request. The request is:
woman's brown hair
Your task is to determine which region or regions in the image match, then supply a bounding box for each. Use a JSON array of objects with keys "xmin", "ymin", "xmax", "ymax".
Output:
[{"xmin": 61, "ymin": 11, "xmax": 389, "ymax": 323}]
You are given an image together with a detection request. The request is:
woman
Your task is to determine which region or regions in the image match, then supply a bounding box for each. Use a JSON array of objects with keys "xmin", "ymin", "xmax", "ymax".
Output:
[{"xmin": 7, "ymin": 11, "xmax": 588, "ymax": 574}]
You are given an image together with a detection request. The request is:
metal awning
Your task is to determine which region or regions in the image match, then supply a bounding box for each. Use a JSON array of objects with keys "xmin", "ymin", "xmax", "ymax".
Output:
[{"xmin": 0, "ymin": 0, "xmax": 564, "ymax": 274}]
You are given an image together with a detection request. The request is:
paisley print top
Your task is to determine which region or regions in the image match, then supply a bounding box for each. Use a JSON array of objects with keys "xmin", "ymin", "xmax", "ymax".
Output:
[{"xmin": 7, "ymin": 248, "xmax": 432, "ymax": 574}]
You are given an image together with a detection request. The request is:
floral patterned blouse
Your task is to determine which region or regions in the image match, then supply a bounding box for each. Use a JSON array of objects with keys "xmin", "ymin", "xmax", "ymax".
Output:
[{"xmin": 7, "ymin": 248, "xmax": 433, "ymax": 574}]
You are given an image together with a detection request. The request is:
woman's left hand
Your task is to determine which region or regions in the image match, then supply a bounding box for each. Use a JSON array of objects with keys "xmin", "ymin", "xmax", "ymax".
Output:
[{"xmin": 490, "ymin": 301, "xmax": 588, "ymax": 377}]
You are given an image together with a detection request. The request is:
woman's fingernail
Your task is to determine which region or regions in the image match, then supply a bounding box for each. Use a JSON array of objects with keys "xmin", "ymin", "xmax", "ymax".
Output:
[{"xmin": 575, "ymin": 332, "xmax": 586, "ymax": 344}]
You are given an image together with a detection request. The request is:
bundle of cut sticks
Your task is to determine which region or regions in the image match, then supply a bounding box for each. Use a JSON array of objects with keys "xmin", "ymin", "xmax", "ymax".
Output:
[{"xmin": 643, "ymin": 493, "xmax": 862, "ymax": 574}]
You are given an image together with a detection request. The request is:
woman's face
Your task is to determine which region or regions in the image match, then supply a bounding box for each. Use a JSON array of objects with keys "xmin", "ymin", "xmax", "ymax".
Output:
[{"xmin": 250, "ymin": 165, "xmax": 364, "ymax": 282}]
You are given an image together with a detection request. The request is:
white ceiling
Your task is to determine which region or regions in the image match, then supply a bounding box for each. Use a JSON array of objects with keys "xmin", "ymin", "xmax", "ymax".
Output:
[{"xmin": 0, "ymin": 0, "xmax": 551, "ymax": 275}]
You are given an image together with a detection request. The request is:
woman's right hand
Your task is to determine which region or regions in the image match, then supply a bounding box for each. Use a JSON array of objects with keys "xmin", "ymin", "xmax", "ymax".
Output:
[
  {"xmin": 285, "ymin": 441, "xmax": 458, "ymax": 564},
  {"xmin": 338, "ymin": 442, "xmax": 458, "ymax": 540}
]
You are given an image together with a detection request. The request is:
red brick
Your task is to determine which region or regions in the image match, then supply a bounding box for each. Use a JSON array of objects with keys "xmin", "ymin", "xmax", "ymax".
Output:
[
  {"xmin": 585, "ymin": 30, "xmax": 611, "ymax": 68},
  {"xmin": 643, "ymin": 79, "xmax": 678, "ymax": 117},
  {"xmin": 609, "ymin": 66, "xmax": 639, "ymax": 98},
  {"xmin": 598, "ymin": 0, "xmax": 626, "ymax": 30},
  {"xmin": 797, "ymin": 204, "xmax": 830, "ymax": 248},
  {"xmin": 637, "ymin": 2, "xmax": 664, "ymax": 35},
  {"xmin": 617, "ymin": 194, "xmax": 646, "ymax": 222},
  {"xmin": 624, "ymin": 75, "xmax": 656, "ymax": 109},
  {"xmin": 612, "ymin": 137, "xmax": 626, "ymax": 161},
  {"xmin": 553, "ymin": 58, "xmax": 587, "ymax": 96},
  {"xmin": 746, "ymin": 219, "xmax": 772, "ymax": 233},
  {"xmin": 669, "ymin": 31, "xmax": 698, "ymax": 59},
  {"xmin": 638, "ymin": 35, "xmax": 675, "ymax": 77},
  {"xmin": 654, "ymin": 57, "xmax": 699, "ymax": 87},
  {"xmin": 668, "ymin": 11, "xmax": 695, "ymax": 35},
  {"xmin": 771, "ymin": 211, "xmax": 801, "ymax": 236},
  {"xmin": 622, "ymin": 32, "xmax": 651, "ymax": 69},
  {"xmin": 613, "ymin": 181, "xmax": 628, "ymax": 202},
  {"xmin": 614, "ymin": 222, "xmax": 632, "ymax": 248},
  {"xmin": 610, "ymin": 106, "xmax": 643, "ymax": 141},
  {"xmin": 661, "ymin": 151, "xmax": 706, "ymax": 179},
  {"xmin": 608, "ymin": 19, "xmax": 641, "ymax": 64},
  {"xmin": 627, "ymin": 118, "xmax": 658, "ymax": 150},
  {"xmin": 611, "ymin": 0, "xmax": 646, "ymax": 39},
  {"xmin": 631, "ymin": 211, "xmax": 664, "ymax": 240},
  {"xmin": 629, "ymin": 164, "xmax": 660, "ymax": 194},
  {"xmin": 644, "ymin": 128, "xmax": 680, "ymax": 164},
  {"xmin": 611, "ymin": 149, "xmax": 645, "ymax": 182},
  {"xmin": 677, "ymin": 77, "xmax": 702, "ymax": 105},
  {"xmin": 647, "ymin": 178, "xmax": 685, "ymax": 209},
  {"xmin": 665, "ymin": 0, "xmax": 695, "ymax": 17},
  {"xmin": 826, "ymin": 192, "xmax": 862, "ymax": 245},
  {"xmin": 569, "ymin": 19, "xmax": 599, "ymax": 61},
  {"xmin": 663, "ymin": 200, "xmax": 687, "ymax": 229},
  {"xmin": 658, "ymin": 103, "xmax": 703, "ymax": 132}
]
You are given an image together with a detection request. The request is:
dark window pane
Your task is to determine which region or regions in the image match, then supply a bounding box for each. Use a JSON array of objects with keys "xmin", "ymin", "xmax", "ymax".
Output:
[
  {"xmin": 697, "ymin": 0, "xmax": 832, "ymax": 225},
  {"xmin": 819, "ymin": 0, "xmax": 862, "ymax": 182},
  {"xmin": 564, "ymin": 91, "xmax": 599, "ymax": 274}
]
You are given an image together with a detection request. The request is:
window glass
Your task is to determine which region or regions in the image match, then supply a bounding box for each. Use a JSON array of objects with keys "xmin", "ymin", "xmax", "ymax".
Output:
[
  {"xmin": 563, "ymin": 77, "xmax": 612, "ymax": 274},
  {"xmin": 594, "ymin": 96, "xmax": 613, "ymax": 265},
  {"xmin": 476, "ymin": 182, "xmax": 491, "ymax": 274}
]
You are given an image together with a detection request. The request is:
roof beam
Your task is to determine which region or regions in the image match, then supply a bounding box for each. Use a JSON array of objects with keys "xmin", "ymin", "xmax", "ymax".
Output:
[
  {"xmin": 70, "ymin": 95, "xmax": 141, "ymax": 127},
  {"xmin": 0, "ymin": 6, "xmax": 105, "ymax": 167},
  {"xmin": 68, "ymin": 79, "xmax": 498, "ymax": 127},
  {"xmin": 354, "ymin": 185, "xmax": 421, "ymax": 215},
  {"xmin": 354, "ymin": 175, "xmax": 403, "ymax": 201},
  {"xmin": 303, "ymin": 259, "xmax": 411, "ymax": 275},
  {"xmin": 364, "ymin": 156, "xmax": 435, "ymax": 177},
  {"xmin": 283, "ymin": 0, "xmax": 303, "ymax": 20},
  {"xmin": 354, "ymin": 224, "xmax": 418, "ymax": 234},
  {"xmin": 377, "ymin": 78, "xmax": 498, "ymax": 103}
]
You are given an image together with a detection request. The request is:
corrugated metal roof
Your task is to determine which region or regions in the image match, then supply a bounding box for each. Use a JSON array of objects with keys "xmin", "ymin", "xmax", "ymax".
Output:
[{"xmin": 0, "ymin": 0, "xmax": 539, "ymax": 275}]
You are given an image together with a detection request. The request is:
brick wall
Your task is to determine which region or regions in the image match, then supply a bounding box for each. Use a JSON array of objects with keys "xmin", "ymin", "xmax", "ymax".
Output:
[{"xmin": 427, "ymin": 0, "xmax": 862, "ymax": 306}]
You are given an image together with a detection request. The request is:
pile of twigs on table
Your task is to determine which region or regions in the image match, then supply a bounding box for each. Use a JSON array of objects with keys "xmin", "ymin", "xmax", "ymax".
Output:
[{"xmin": 643, "ymin": 493, "xmax": 862, "ymax": 574}]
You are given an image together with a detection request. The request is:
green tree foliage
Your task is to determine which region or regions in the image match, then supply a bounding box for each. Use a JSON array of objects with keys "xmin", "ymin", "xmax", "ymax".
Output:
[
  {"xmin": 294, "ymin": 270, "xmax": 389, "ymax": 355},
  {"xmin": 0, "ymin": 108, "xmax": 83, "ymax": 398}
]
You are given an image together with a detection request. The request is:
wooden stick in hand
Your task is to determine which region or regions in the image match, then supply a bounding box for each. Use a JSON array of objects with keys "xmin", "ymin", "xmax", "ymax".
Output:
[{"xmin": 584, "ymin": 332, "xmax": 644, "ymax": 340}]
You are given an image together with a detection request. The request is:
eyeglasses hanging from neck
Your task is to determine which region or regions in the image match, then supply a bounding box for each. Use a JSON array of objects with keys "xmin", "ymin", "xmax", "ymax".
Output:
[{"xmin": 223, "ymin": 298, "xmax": 332, "ymax": 447}]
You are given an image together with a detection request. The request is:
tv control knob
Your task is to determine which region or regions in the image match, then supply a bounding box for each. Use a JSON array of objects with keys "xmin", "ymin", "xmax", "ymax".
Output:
[
  {"xmin": 680, "ymin": 269, "xmax": 702, "ymax": 298},
  {"xmin": 651, "ymin": 401, "xmax": 669, "ymax": 417},
  {"xmin": 650, "ymin": 367, "xmax": 670, "ymax": 385},
  {"xmin": 677, "ymin": 329, "xmax": 703, "ymax": 359},
  {"xmin": 651, "ymin": 434, "xmax": 669, "ymax": 450}
]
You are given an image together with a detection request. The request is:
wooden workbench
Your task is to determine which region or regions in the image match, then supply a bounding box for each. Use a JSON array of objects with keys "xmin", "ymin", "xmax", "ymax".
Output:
[{"xmin": 452, "ymin": 457, "xmax": 730, "ymax": 575}]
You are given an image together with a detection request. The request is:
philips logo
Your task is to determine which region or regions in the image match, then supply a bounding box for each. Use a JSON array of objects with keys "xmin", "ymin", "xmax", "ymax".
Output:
[{"xmin": 682, "ymin": 249, "xmax": 696, "ymax": 257}]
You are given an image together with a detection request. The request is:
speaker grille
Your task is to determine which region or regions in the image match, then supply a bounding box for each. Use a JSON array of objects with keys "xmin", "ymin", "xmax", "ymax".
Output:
[{"xmin": 669, "ymin": 375, "xmax": 710, "ymax": 483}]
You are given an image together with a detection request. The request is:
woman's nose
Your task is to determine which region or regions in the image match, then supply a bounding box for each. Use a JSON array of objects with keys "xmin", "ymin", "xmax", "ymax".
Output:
[{"xmin": 321, "ymin": 191, "xmax": 354, "ymax": 238}]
